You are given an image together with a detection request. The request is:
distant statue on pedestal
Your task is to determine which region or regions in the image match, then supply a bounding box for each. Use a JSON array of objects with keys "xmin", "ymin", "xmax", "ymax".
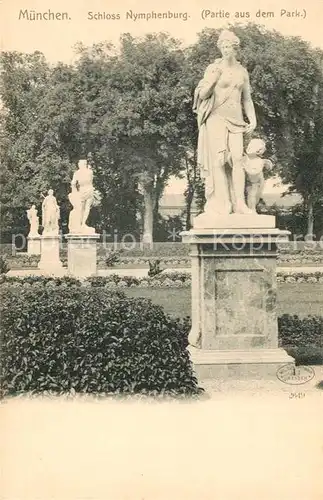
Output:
[
  {"xmin": 68, "ymin": 159, "xmax": 95, "ymax": 234},
  {"xmin": 26, "ymin": 205, "xmax": 39, "ymax": 236},
  {"xmin": 243, "ymin": 139, "xmax": 273, "ymax": 212},
  {"xmin": 193, "ymin": 29, "xmax": 257, "ymax": 219},
  {"xmin": 42, "ymin": 189, "xmax": 60, "ymax": 235}
]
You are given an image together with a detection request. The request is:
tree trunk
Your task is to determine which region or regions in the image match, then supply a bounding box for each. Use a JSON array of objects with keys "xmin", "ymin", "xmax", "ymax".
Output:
[
  {"xmin": 307, "ymin": 195, "xmax": 314, "ymax": 239},
  {"xmin": 185, "ymin": 186, "xmax": 194, "ymax": 230},
  {"xmin": 142, "ymin": 184, "xmax": 155, "ymax": 244}
]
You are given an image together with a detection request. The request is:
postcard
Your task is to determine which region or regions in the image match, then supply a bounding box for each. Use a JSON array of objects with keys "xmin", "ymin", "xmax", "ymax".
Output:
[{"xmin": 1, "ymin": 0, "xmax": 323, "ymax": 499}]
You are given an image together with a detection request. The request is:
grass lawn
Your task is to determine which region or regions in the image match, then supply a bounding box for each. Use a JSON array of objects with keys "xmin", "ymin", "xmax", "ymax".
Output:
[{"xmin": 125, "ymin": 283, "xmax": 323, "ymax": 319}]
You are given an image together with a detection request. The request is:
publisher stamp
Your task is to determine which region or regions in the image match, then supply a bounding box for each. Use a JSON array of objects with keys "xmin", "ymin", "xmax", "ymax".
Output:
[{"xmin": 276, "ymin": 365, "xmax": 315, "ymax": 385}]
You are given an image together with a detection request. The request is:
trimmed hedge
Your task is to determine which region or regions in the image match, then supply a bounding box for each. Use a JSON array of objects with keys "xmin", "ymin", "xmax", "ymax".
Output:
[
  {"xmin": 0, "ymin": 283, "xmax": 200, "ymax": 397},
  {"xmin": 278, "ymin": 314, "xmax": 323, "ymax": 364},
  {"xmin": 6, "ymin": 252, "xmax": 323, "ymax": 270},
  {"xmin": 4, "ymin": 239, "xmax": 323, "ymax": 269},
  {"xmin": 0, "ymin": 273, "xmax": 192, "ymax": 288},
  {"xmin": 279, "ymin": 314, "xmax": 323, "ymax": 348},
  {"xmin": 1, "ymin": 279, "xmax": 322, "ymax": 398},
  {"xmin": 2, "ymin": 270, "xmax": 323, "ymax": 289}
]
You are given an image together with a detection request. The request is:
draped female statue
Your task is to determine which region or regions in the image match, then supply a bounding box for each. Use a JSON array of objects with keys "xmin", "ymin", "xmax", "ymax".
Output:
[
  {"xmin": 42, "ymin": 189, "xmax": 60, "ymax": 235},
  {"xmin": 26, "ymin": 205, "xmax": 39, "ymax": 236},
  {"xmin": 193, "ymin": 29, "xmax": 257, "ymax": 220}
]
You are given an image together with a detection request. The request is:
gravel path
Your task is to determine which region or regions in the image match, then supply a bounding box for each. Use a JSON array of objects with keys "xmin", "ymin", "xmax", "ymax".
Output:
[{"xmin": 1, "ymin": 369, "xmax": 323, "ymax": 500}]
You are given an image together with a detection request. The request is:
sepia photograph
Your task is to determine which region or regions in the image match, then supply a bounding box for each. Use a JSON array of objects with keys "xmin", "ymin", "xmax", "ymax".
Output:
[{"xmin": 1, "ymin": 0, "xmax": 323, "ymax": 498}]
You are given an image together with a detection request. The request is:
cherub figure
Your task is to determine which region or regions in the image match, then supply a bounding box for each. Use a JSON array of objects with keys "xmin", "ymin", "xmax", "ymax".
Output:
[{"xmin": 242, "ymin": 139, "xmax": 273, "ymax": 213}]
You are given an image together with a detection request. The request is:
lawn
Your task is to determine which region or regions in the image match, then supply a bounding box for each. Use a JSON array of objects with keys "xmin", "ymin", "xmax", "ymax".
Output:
[{"xmin": 125, "ymin": 283, "xmax": 323, "ymax": 318}]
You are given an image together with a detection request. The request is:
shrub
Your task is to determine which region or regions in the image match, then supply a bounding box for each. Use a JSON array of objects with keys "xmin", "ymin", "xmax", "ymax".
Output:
[
  {"xmin": 0, "ymin": 284, "xmax": 200, "ymax": 397},
  {"xmin": 0, "ymin": 274, "xmax": 82, "ymax": 287},
  {"xmin": 278, "ymin": 314, "xmax": 323, "ymax": 348},
  {"xmin": 278, "ymin": 314, "xmax": 323, "ymax": 365},
  {"xmin": 97, "ymin": 242, "xmax": 190, "ymax": 258},
  {"xmin": 0, "ymin": 244, "xmax": 16, "ymax": 256},
  {"xmin": 0, "ymin": 255, "xmax": 10, "ymax": 274},
  {"xmin": 148, "ymin": 259, "xmax": 163, "ymax": 277},
  {"xmin": 105, "ymin": 249, "xmax": 124, "ymax": 267},
  {"xmin": 160, "ymin": 270, "xmax": 191, "ymax": 282}
]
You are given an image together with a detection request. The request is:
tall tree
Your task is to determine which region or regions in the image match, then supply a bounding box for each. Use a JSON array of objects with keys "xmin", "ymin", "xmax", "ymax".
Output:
[
  {"xmin": 0, "ymin": 51, "xmax": 51, "ymax": 237},
  {"xmin": 102, "ymin": 33, "xmax": 191, "ymax": 243}
]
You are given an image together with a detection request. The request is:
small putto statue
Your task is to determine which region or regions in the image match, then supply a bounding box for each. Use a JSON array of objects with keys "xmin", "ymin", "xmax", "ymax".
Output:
[
  {"xmin": 42, "ymin": 189, "xmax": 60, "ymax": 235},
  {"xmin": 68, "ymin": 159, "xmax": 100, "ymax": 234},
  {"xmin": 26, "ymin": 204, "xmax": 39, "ymax": 236},
  {"xmin": 242, "ymin": 138, "xmax": 273, "ymax": 212}
]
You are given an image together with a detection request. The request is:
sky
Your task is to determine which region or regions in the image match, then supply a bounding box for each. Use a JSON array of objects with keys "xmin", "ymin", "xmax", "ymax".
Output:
[{"xmin": 1, "ymin": 0, "xmax": 322, "ymax": 194}]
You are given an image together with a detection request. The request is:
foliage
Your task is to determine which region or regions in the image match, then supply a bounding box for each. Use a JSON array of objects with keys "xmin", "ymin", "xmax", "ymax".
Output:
[
  {"xmin": 278, "ymin": 314, "xmax": 323, "ymax": 364},
  {"xmin": 0, "ymin": 53, "xmax": 78, "ymax": 237},
  {"xmin": 0, "ymin": 244, "xmax": 16, "ymax": 256},
  {"xmin": 148, "ymin": 260, "xmax": 163, "ymax": 277},
  {"xmin": 0, "ymin": 255, "xmax": 10, "ymax": 274},
  {"xmin": 74, "ymin": 34, "xmax": 191, "ymax": 242},
  {"xmin": 97, "ymin": 242, "xmax": 190, "ymax": 257},
  {"xmin": 105, "ymin": 248, "xmax": 124, "ymax": 267},
  {"xmin": 1, "ymin": 26, "xmax": 323, "ymax": 241},
  {"xmin": 0, "ymin": 274, "xmax": 81, "ymax": 286},
  {"xmin": 153, "ymin": 214, "xmax": 184, "ymax": 243},
  {"xmin": 281, "ymin": 313, "xmax": 322, "ymax": 345},
  {"xmin": 0, "ymin": 284, "xmax": 201, "ymax": 397}
]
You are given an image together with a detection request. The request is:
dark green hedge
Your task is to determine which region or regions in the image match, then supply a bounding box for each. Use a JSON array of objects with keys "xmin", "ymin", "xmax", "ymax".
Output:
[
  {"xmin": 278, "ymin": 314, "xmax": 323, "ymax": 364},
  {"xmin": 0, "ymin": 284, "xmax": 199, "ymax": 397},
  {"xmin": 1, "ymin": 281, "xmax": 322, "ymax": 398},
  {"xmin": 278, "ymin": 314, "xmax": 323, "ymax": 347},
  {"xmin": 0, "ymin": 274, "xmax": 191, "ymax": 288}
]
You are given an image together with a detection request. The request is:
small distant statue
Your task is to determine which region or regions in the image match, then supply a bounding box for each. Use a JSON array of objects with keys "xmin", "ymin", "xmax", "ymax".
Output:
[
  {"xmin": 26, "ymin": 204, "xmax": 39, "ymax": 236},
  {"xmin": 242, "ymin": 139, "xmax": 273, "ymax": 212},
  {"xmin": 42, "ymin": 189, "xmax": 60, "ymax": 235},
  {"xmin": 68, "ymin": 159, "xmax": 96, "ymax": 234}
]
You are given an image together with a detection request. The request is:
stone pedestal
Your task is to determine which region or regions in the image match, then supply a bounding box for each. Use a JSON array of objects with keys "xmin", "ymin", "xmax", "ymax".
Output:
[
  {"xmin": 27, "ymin": 235, "xmax": 41, "ymax": 255},
  {"xmin": 38, "ymin": 235, "xmax": 63, "ymax": 273},
  {"xmin": 181, "ymin": 215, "xmax": 295, "ymax": 380},
  {"xmin": 65, "ymin": 234, "xmax": 100, "ymax": 278}
]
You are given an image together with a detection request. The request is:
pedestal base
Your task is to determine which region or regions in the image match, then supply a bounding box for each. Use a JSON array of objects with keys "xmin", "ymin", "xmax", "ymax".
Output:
[
  {"xmin": 38, "ymin": 235, "xmax": 63, "ymax": 274},
  {"xmin": 27, "ymin": 236, "xmax": 41, "ymax": 255},
  {"xmin": 181, "ymin": 225, "xmax": 294, "ymax": 381},
  {"xmin": 193, "ymin": 213, "xmax": 276, "ymax": 229},
  {"xmin": 189, "ymin": 347, "xmax": 295, "ymax": 380},
  {"xmin": 66, "ymin": 234, "xmax": 100, "ymax": 278}
]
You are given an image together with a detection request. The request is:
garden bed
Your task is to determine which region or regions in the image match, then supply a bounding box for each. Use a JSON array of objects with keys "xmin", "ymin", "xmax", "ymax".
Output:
[
  {"xmin": 1, "ymin": 280, "xmax": 322, "ymax": 398},
  {"xmin": 2, "ymin": 239, "xmax": 323, "ymax": 269}
]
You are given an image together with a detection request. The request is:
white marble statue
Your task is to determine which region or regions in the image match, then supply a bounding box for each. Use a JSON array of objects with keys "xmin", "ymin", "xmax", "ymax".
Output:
[
  {"xmin": 26, "ymin": 204, "xmax": 39, "ymax": 236},
  {"xmin": 242, "ymin": 139, "xmax": 273, "ymax": 212},
  {"xmin": 68, "ymin": 159, "xmax": 95, "ymax": 234},
  {"xmin": 193, "ymin": 29, "xmax": 257, "ymax": 218},
  {"xmin": 68, "ymin": 187, "xmax": 82, "ymax": 233},
  {"xmin": 42, "ymin": 189, "xmax": 60, "ymax": 235}
]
